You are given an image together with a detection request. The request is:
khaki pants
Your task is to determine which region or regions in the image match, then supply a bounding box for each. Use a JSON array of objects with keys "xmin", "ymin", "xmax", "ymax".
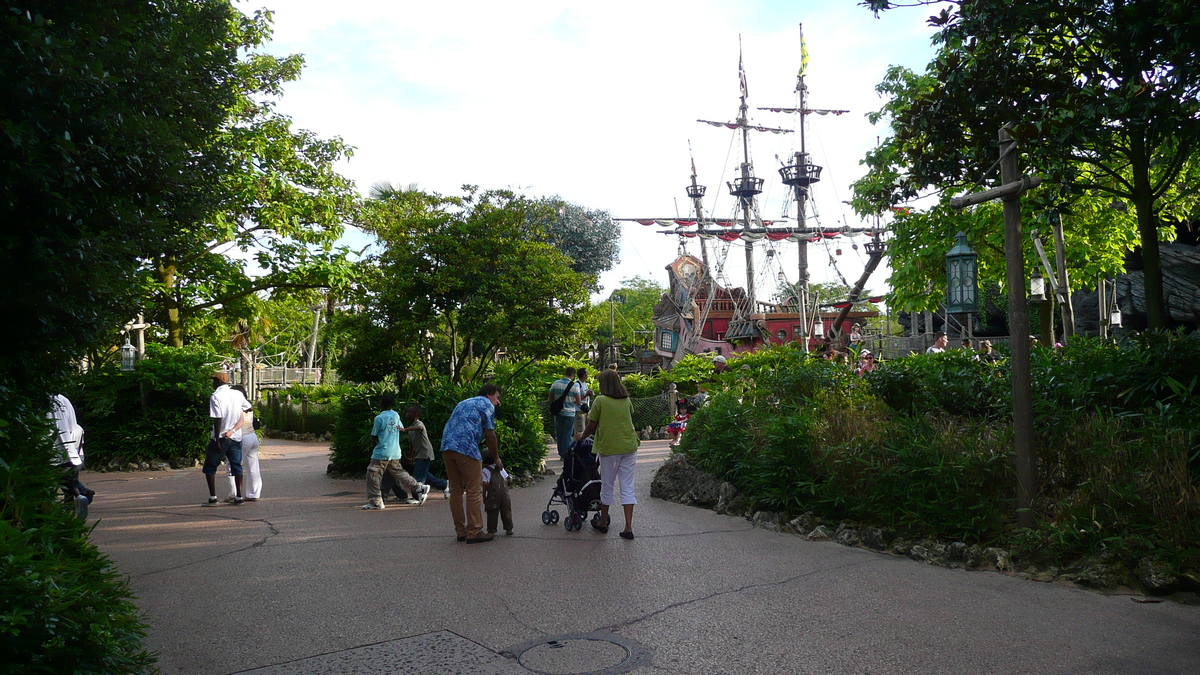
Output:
[
  {"xmin": 572, "ymin": 411, "xmax": 589, "ymax": 437},
  {"xmin": 443, "ymin": 450, "xmax": 484, "ymax": 539},
  {"xmin": 366, "ymin": 459, "xmax": 419, "ymax": 507}
]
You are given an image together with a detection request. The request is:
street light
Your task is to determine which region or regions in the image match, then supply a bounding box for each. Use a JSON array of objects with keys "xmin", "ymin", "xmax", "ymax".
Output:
[
  {"xmin": 1030, "ymin": 269, "xmax": 1047, "ymax": 302},
  {"xmin": 945, "ymin": 231, "xmax": 978, "ymax": 313},
  {"xmin": 120, "ymin": 335, "xmax": 137, "ymax": 372}
]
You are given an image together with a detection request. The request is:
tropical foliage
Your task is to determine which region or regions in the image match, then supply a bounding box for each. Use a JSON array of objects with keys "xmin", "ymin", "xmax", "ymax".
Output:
[
  {"xmin": 855, "ymin": 0, "xmax": 1200, "ymax": 326},
  {"xmin": 681, "ymin": 334, "xmax": 1200, "ymax": 568},
  {"xmin": 339, "ymin": 186, "xmax": 592, "ymax": 385}
]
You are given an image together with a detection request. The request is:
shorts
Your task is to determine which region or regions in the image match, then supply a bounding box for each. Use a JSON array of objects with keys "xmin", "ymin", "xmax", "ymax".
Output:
[{"xmin": 202, "ymin": 437, "xmax": 243, "ymax": 476}]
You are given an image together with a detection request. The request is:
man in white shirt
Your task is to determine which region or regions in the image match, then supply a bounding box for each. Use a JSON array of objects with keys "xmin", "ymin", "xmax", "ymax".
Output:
[
  {"xmin": 926, "ymin": 332, "xmax": 948, "ymax": 354},
  {"xmin": 49, "ymin": 394, "xmax": 92, "ymax": 518},
  {"xmin": 202, "ymin": 371, "xmax": 252, "ymax": 506}
]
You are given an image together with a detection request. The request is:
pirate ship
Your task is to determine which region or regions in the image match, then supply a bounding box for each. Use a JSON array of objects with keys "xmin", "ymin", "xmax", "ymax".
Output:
[{"xmin": 618, "ymin": 28, "xmax": 888, "ymax": 367}]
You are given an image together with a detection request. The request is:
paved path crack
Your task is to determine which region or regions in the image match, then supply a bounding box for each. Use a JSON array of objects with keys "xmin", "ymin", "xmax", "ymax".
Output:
[
  {"xmin": 607, "ymin": 558, "xmax": 871, "ymax": 632},
  {"xmin": 131, "ymin": 510, "xmax": 280, "ymax": 578}
]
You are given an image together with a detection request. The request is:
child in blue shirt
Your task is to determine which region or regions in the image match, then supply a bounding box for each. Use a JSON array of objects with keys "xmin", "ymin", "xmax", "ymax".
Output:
[{"xmin": 362, "ymin": 393, "xmax": 429, "ymax": 510}]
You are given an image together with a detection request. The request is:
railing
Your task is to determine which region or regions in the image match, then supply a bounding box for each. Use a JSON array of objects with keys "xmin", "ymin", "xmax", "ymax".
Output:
[{"xmin": 859, "ymin": 334, "xmax": 1015, "ymax": 360}]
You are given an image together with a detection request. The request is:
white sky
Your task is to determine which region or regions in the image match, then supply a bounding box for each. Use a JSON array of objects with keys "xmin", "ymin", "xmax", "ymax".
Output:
[{"xmin": 243, "ymin": 0, "xmax": 946, "ymax": 303}]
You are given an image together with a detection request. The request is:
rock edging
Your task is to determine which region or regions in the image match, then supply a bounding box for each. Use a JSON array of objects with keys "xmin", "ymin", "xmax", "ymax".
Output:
[{"xmin": 651, "ymin": 454, "xmax": 1200, "ymax": 604}]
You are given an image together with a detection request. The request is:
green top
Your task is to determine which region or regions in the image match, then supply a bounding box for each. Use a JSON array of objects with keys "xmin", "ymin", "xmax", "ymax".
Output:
[{"xmin": 588, "ymin": 395, "xmax": 640, "ymax": 456}]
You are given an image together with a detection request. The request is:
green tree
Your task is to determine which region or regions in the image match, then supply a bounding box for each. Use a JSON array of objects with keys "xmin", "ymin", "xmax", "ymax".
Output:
[
  {"xmin": 591, "ymin": 276, "xmax": 665, "ymax": 354},
  {"xmin": 140, "ymin": 12, "xmax": 359, "ymax": 347},
  {"xmin": 858, "ymin": 0, "xmax": 1200, "ymax": 328},
  {"xmin": 1, "ymin": 1, "xmax": 277, "ymax": 670},
  {"xmin": 340, "ymin": 186, "xmax": 590, "ymax": 384},
  {"xmin": 530, "ymin": 197, "xmax": 622, "ymax": 289}
]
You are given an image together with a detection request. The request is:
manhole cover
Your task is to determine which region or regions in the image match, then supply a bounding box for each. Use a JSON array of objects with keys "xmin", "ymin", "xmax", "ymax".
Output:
[{"xmin": 507, "ymin": 631, "xmax": 651, "ymax": 675}]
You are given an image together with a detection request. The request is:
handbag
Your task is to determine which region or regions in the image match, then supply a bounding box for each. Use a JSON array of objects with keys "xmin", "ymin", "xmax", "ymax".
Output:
[{"xmin": 548, "ymin": 377, "xmax": 576, "ymax": 415}]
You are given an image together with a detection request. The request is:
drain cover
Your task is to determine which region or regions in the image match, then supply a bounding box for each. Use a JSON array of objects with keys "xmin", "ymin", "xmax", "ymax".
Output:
[{"xmin": 507, "ymin": 631, "xmax": 651, "ymax": 675}]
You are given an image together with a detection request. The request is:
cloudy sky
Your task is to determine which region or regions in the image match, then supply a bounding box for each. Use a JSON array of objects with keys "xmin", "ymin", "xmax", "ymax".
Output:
[{"xmin": 243, "ymin": 0, "xmax": 946, "ymax": 302}]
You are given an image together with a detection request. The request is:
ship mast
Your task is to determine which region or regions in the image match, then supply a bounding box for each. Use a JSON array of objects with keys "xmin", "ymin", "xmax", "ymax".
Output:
[
  {"xmin": 695, "ymin": 41, "xmax": 788, "ymax": 339},
  {"xmin": 770, "ymin": 24, "xmax": 850, "ymax": 349},
  {"xmin": 685, "ymin": 146, "xmax": 710, "ymax": 273}
]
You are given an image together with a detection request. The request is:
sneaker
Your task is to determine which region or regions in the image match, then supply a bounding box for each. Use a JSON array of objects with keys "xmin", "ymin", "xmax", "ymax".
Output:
[
  {"xmin": 404, "ymin": 498, "xmax": 419, "ymax": 505},
  {"xmin": 202, "ymin": 496, "xmax": 220, "ymax": 507},
  {"xmin": 232, "ymin": 497, "xmax": 245, "ymax": 506},
  {"xmin": 505, "ymin": 529, "xmax": 514, "ymax": 536},
  {"xmin": 74, "ymin": 495, "xmax": 89, "ymax": 519},
  {"xmin": 361, "ymin": 503, "xmax": 385, "ymax": 510},
  {"xmin": 443, "ymin": 486, "xmax": 450, "ymax": 499},
  {"xmin": 416, "ymin": 484, "xmax": 430, "ymax": 506},
  {"xmin": 465, "ymin": 533, "xmax": 494, "ymax": 544}
]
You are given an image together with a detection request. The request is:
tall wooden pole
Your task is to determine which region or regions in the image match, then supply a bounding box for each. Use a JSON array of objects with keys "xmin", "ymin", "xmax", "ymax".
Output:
[
  {"xmin": 1000, "ymin": 124, "xmax": 1037, "ymax": 529},
  {"xmin": 1051, "ymin": 212, "xmax": 1075, "ymax": 338}
]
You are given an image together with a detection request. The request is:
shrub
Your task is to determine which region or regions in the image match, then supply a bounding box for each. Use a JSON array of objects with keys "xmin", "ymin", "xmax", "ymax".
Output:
[
  {"xmin": 0, "ymin": 391, "xmax": 155, "ymax": 673},
  {"xmin": 329, "ymin": 375, "xmax": 547, "ymax": 478},
  {"xmin": 67, "ymin": 344, "xmax": 215, "ymax": 466},
  {"xmin": 680, "ymin": 336, "xmax": 1200, "ymax": 566}
]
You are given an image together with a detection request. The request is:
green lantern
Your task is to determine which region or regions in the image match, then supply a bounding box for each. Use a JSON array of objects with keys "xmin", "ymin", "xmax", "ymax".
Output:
[{"xmin": 945, "ymin": 231, "xmax": 978, "ymax": 314}]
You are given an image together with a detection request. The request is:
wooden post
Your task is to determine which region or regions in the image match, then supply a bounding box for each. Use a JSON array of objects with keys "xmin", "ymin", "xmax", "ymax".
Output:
[
  {"xmin": 1051, "ymin": 212, "xmax": 1075, "ymax": 338},
  {"xmin": 1097, "ymin": 273, "xmax": 1108, "ymax": 339},
  {"xmin": 948, "ymin": 124, "xmax": 1039, "ymax": 530},
  {"xmin": 999, "ymin": 125, "xmax": 1038, "ymax": 530}
]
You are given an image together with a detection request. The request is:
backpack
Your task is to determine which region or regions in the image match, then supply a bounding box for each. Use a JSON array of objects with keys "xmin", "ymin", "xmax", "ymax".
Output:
[{"xmin": 548, "ymin": 378, "xmax": 576, "ymax": 415}]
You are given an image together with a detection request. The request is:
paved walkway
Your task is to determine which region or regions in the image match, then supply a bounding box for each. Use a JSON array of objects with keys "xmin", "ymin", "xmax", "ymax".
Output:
[{"xmin": 86, "ymin": 439, "xmax": 1200, "ymax": 675}]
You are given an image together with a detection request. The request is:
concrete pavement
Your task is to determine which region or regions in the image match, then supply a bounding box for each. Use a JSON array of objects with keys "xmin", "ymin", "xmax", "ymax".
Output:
[{"xmin": 85, "ymin": 438, "xmax": 1200, "ymax": 674}]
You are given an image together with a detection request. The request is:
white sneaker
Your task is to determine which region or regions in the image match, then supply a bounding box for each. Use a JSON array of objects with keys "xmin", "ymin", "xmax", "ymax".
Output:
[
  {"xmin": 404, "ymin": 498, "xmax": 419, "ymax": 505},
  {"xmin": 361, "ymin": 502, "xmax": 385, "ymax": 510},
  {"xmin": 443, "ymin": 486, "xmax": 450, "ymax": 499},
  {"xmin": 416, "ymin": 484, "xmax": 430, "ymax": 506}
]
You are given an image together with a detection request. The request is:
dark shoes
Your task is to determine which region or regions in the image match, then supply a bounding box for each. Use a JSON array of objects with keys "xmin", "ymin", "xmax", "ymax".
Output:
[
  {"xmin": 593, "ymin": 516, "xmax": 610, "ymax": 534},
  {"xmin": 620, "ymin": 531, "xmax": 635, "ymax": 540},
  {"xmin": 465, "ymin": 534, "xmax": 495, "ymax": 544}
]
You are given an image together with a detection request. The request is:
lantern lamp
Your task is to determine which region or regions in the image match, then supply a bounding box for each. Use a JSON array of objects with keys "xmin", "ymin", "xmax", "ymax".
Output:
[
  {"xmin": 1030, "ymin": 269, "xmax": 1047, "ymax": 302},
  {"xmin": 1110, "ymin": 307, "xmax": 1123, "ymax": 327},
  {"xmin": 120, "ymin": 336, "xmax": 137, "ymax": 372},
  {"xmin": 945, "ymin": 231, "xmax": 979, "ymax": 313}
]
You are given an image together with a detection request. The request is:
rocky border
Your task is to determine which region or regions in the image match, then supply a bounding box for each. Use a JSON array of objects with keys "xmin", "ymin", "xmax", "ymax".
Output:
[{"xmin": 650, "ymin": 453, "xmax": 1200, "ymax": 605}]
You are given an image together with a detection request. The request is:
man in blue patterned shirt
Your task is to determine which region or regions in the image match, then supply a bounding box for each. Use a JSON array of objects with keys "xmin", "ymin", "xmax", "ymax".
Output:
[{"xmin": 441, "ymin": 384, "xmax": 502, "ymax": 543}]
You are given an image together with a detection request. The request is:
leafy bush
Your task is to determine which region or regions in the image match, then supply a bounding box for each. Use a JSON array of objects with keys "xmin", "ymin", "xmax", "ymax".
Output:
[
  {"xmin": 0, "ymin": 391, "xmax": 155, "ymax": 673},
  {"xmin": 67, "ymin": 344, "xmax": 215, "ymax": 465},
  {"xmin": 681, "ymin": 335, "xmax": 1200, "ymax": 567},
  {"xmin": 329, "ymin": 374, "xmax": 547, "ymax": 478}
]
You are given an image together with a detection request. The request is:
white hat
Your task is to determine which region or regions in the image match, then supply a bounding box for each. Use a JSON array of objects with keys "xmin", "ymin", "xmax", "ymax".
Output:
[{"xmin": 712, "ymin": 355, "xmax": 727, "ymax": 363}]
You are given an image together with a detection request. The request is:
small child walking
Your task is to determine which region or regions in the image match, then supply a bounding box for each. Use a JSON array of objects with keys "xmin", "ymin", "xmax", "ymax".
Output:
[
  {"xmin": 481, "ymin": 448, "xmax": 513, "ymax": 536},
  {"xmin": 404, "ymin": 405, "xmax": 449, "ymax": 500},
  {"xmin": 363, "ymin": 393, "xmax": 429, "ymax": 510},
  {"xmin": 667, "ymin": 400, "xmax": 690, "ymax": 447}
]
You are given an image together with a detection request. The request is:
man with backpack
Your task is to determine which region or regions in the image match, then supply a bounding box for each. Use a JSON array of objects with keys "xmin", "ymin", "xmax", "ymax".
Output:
[{"xmin": 547, "ymin": 366, "xmax": 583, "ymax": 462}]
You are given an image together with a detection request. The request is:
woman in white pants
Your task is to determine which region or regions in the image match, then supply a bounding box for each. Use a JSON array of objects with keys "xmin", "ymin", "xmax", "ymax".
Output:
[
  {"xmin": 225, "ymin": 385, "xmax": 262, "ymax": 501},
  {"xmin": 577, "ymin": 370, "xmax": 640, "ymax": 539}
]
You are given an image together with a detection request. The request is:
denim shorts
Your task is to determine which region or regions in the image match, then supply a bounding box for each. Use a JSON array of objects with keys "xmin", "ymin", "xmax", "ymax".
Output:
[{"xmin": 202, "ymin": 437, "xmax": 243, "ymax": 476}]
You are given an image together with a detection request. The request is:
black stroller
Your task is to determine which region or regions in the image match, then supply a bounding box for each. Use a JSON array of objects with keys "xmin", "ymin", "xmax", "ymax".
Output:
[{"xmin": 541, "ymin": 437, "xmax": 603, "ymax": 531}]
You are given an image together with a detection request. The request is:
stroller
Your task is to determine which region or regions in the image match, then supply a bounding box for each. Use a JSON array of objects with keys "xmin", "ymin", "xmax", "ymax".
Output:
[{"xmin": 541, "ymin": 437, "xmax": 603, "ymax": 531}]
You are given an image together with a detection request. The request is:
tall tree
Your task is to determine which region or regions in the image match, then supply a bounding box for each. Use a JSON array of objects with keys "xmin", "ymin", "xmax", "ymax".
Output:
[
  {"xmin": 140, "ymin": 12, "xmax": 358, "ymax": 347},
  {"xmin": 530, "ymin": 197, "xmax": 621, "ymax": 290},
  {"xmin": 340, "ymin": 186, "xmax": 590, "ymax": 384},
  {"xmin": 859, "ymin": 0, "xmax": 1200, "ymax": 328},
  {"xmin": 591, "ymin": 276, "xmax": 665, "ymax": 352},
  {"xmin": 1, "ymin": 2, "xmax": 283, "ymax": 670}
]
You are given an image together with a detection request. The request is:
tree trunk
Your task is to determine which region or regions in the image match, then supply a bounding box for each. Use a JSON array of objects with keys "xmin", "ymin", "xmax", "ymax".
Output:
[
  {"xmin": 1129, "ymin": 131, "xmax": 1168, "ymax": 329},
  {"xmin": 156, "ymin": 257, "xmax": 185, "ymax": 347}
]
